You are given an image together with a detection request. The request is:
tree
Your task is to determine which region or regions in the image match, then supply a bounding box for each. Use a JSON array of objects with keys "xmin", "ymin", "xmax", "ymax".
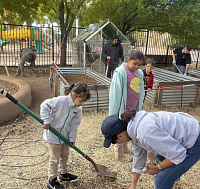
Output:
[
  {"xmin": 164, "ymin": 0, "xmax": 200, "ymax": 47},
  {"xmin": 78, "ymin": 0, "xmax": 200, "ymax": 47},
  {"xmin": 1, "ymin": 0, "xmax": 87, "ymax": 66},
  {"xmin": 0, "ymin": 0, "xmax": 47, "ymax": 25},
  {"xmin": 78, "ymin": 0, "xmax": 170, "ymax": 34},
  {"xmin": 39, "ymin": 0, "xmax": 86, "ymax": 66}
]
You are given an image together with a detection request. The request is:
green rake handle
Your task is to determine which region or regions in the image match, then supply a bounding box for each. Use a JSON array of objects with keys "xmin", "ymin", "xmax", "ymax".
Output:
[{"xmin": 0, "ymin": 89, "xmax": 86, "ymax": 157}]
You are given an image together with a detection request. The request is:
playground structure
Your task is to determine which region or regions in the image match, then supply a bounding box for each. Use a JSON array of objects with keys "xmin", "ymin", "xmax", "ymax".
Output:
[
  {"xmin": 0, "ymin": 23, "xmax": 56, "ymax": 67},
  {"xmin": 0, "ymin": 24, "xmax": 45, "ymax": 54}
]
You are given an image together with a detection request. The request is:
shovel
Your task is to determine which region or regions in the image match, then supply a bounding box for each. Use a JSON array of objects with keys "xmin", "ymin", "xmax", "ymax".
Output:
[
  {"xmin": 0, "ymin": 89, "xmax": 117, "ymax": 178},
  {"xmin": 174, "ymin": 63, "xmax": 183, "ymax": 75},
  {"xmin": 105, "ymin": 58, "xmax": 110, "ymax": 77}
]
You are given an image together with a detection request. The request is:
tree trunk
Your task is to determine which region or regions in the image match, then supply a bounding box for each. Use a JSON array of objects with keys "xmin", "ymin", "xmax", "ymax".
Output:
[
  {"xmin": 61, "ymin": 37, "xmax": 67, "ymax": 67},
  {"xmin": 60, "ymin": 0, "xmax": 67, "ymax": 66},
  {"xmin": 59, "ymin": 0, "xmax": 77, "ymax": 66}
]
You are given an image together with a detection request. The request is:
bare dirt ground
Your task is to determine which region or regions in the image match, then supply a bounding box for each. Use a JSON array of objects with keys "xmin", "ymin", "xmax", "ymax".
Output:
[
  {"xmin": 0, "ymin": 66, "xmax": 200, "ymax": 189},
  {"xmin": 0, "ymin": 80, "xmax": 19, "ymax": 99}
]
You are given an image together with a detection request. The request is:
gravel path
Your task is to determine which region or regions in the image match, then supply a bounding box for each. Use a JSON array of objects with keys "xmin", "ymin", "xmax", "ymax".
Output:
[{"xmin": 0, "ymin": 67, "xmax": 200, "ymax": 189}]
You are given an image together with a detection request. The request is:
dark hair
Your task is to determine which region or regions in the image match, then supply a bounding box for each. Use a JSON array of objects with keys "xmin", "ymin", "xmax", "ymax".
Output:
[
  {"xmin": 145, "ymin": 58, "xmax": 156, "ymax": 66},
  {"xmin": 111, "ymin": 34, "xmax": 119, "ymax": 40},
  {"xmin": 111, "ymin": 120, "xmax": 128, "ymax": 144},
  {"xmin": 111, "ymin": 109, "xmax": 136, "ymax": 144},
  {"xmin": 130, "ymin": 50, "xmax": 145, "ymax": 61},
  {"xmin": 121, "ymin": 109, "xmax": 137, "ymax": 123},
  {"xmin": 185, "ymin": 44, "xmax": 192, "ymax": 51},
  {"xmin": 26, "ymin": 53, "xmax": 33, "ymax": 59},
  {"xmin": 66, "ymin": 83, "xmax": 91, "ymax": 100}
]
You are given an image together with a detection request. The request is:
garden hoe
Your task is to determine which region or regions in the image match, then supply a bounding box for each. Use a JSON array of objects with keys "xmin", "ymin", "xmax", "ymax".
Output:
[{"xmin": 0, "ymin": 89, "xmax": 117, "ymax": 179}]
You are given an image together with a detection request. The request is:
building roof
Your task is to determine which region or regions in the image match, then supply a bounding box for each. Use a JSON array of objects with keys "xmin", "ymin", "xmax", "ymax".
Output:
[{"xmin": 73, "ymin": 20, "xmax": 131, "ymax": 44}]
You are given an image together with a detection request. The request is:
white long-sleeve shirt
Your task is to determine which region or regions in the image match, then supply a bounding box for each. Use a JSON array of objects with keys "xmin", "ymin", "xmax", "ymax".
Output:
[
  {"xmin": 40, "ymin": 94, "xmax": 82, "ymax": 144},
  {"xmin": 127, "ymin": 110, "xmax": 200, "ymax": 174}
]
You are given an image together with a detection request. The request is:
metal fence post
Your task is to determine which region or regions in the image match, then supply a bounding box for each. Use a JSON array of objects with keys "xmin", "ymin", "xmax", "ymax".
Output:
[
  {"xmin": 145, "ymin": 30, "xmax": 149, "ymax": 56},
  {"xmin": 99, "ymin": 29, "xmax": 102, "ymax": 73},
  {"xmin": 52, "ymin": 24, "xmax": 54, "ymax": 62},
  {"xmin": 196, "ymin": 50, "xmax": 199, "ymax": 69},
  {"xmin": 83, "ymin": 41, "xmax": 86, "ymax": 67},
  {"xmin": 165, "ymin": 45, "xmax": 169, "ymax": 66}
]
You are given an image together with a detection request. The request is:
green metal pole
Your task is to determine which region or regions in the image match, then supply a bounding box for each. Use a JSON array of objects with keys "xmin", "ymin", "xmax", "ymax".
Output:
[{"xmin": 0, "ymin": 89, "xmax": 86, "ymax": 157}]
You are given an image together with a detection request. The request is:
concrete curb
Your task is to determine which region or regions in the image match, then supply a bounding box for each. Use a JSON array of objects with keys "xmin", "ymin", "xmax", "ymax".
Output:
[{"xmin": 0, "ymin": 75, "xmax": 31, "ymax": 124}]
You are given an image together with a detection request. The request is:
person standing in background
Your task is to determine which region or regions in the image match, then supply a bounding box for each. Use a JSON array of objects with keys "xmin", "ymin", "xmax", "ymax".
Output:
[
  {"xmin": 102, "ymin": 34, "xmax": 124, "ymax": 78},
  {"xmin": 172, "ymin": 44, "xmax": 192, "ymax": 75}
]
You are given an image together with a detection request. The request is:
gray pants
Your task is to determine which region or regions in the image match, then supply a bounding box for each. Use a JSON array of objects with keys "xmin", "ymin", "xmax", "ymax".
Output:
[
  {"xmin": 17, "ymin": 61, "xmax": 36, "ymax": 75},
  {"xmin": 17, "ymin": 52, "xmax": 36, "ymax": 75}
]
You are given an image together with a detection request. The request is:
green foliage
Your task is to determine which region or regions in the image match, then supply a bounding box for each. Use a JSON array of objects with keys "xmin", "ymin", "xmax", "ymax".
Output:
[
  {"xmin": 0, "ymin": 0, "xmax": 86, "ymax": 66},
  {"xmin": 0, "ymin": 0, "xmax": 47, "ymax": 25},
  {"xmin": 40, "ymin": 0, "xmax": 86, "ymax": 66},
  {"xmin": 164, "ymin": 0, "xmax": 200, "ymax": 47},
  {"xmin": 78, "ymin": 0, "xmax": 170, "ymax": 34},
  {"xmin": 162, "ymin": 35, "xmax": 179, "ymax": 48},
  {"xmin": 1, "ymin": 0, "xmax": 200, "ymax": 59},
  {"xmin": 78, "ymin": 0, "xmax": 200, "ymax": 46}
]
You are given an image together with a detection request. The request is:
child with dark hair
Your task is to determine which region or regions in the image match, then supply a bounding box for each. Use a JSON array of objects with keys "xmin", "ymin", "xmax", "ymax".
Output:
[
  {"xmin": 101, "ymin": 109, "xmax": 200, "ymax": 189},
  {"xmin": 143, "ymin": 58, "xmax": 155, "ymax": 99},
  {"xmin": 109, "ymin": 50, "xmax": 145, "ymax": 162},
  {"xmin": 40, "ymin": 83, "xmax": 90, "ymax": 189}
]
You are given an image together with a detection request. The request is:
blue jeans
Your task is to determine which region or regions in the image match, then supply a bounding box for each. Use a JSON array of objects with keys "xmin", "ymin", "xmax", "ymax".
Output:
[
  {"xmin": 172, "ymin": 64, "xmax": 186, "ymax": 74},
  {"xmin": 154, "ymin": 134, "xmax": 200, "ymax": 189}
]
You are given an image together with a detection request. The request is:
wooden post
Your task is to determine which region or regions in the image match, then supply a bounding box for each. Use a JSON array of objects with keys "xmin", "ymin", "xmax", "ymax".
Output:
[
  {"xmin": 52, "ymin": 61, "xmax": 63, "ymax": 75},
  {"xmin": 196, "ymin": 85, "xmax": 200, "ymax": 103},
  {"xmin": 54, "ymin": 74, "xmax": 59, "ymax": 97},
  {"xmin": 152, "ymin": 80, "xmax": 159, "ymax": 108},
  {"xmin": 157, "ymin": 88, "xmax": 163, "ymax": 105},
  {"xmin": 2, "ymin": 58, "xmax": 10, "ymax": 77}
]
